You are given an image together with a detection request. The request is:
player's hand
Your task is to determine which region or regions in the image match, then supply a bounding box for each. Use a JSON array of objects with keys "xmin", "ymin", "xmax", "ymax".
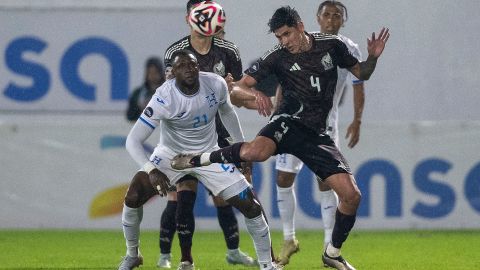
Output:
[
  {"xmin": 239, "ymin": 161, "xmax": 253, "ymax": 184},
  {"xmin": 367, "ymin": 27, "xmax": 390, "ymax": 58},
  {"xmin": 148, "ymin": 168, "xmax": 172, "ymax": 196},
  {"xmin": 225, "ymin": 73, "xmax": 234, "ymax": 93},
  {"xmin": 345, "ymin": 120, "xmax": 361, "ymax": 148},
  {"xmin": 254, "ymin": 90, "xmax": 273, "ymax": 117}
]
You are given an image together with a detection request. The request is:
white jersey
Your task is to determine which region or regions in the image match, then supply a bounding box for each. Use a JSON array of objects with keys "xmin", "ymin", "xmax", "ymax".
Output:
[
  {"xmin": 326, "ymin": 34, "xmax": 363, "ymax": 145},
  {"xmin": 126, "ymin": 71, "xmax": 248, "ymax": 195},
  {"xmin": 140, "ymin": 72, "xmax": 228, "ymax": 154}
]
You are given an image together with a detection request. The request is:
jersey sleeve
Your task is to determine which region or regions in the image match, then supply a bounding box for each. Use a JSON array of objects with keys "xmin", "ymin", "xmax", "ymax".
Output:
[
  {"xmin": 244, "ymin": 47, "xmax": 280, "ymax": 93},
  {"xmin": 334, "ymin": 39, "xmax": 359, "ymax": 69},
  {"xmin": 138, "ymin": 86, "xmax": 170, "ymax": 129},
  {"xmin": 216, "ymin": 74, "xmax": 229, "ymax": 105},
  {"xmin": 164, "ymin": 38, "xmax": 188, "ymax": 68},
  {"xmin": 164, "ymin": 47, "xmax": 174, "ymax": 68},
  {"xmin": 348, "ymin": 42, "xmax": 363, "ymax": 83},
  {"xmin": 226, "ymin": 44, "xmax": 243, "ymax": 80}
]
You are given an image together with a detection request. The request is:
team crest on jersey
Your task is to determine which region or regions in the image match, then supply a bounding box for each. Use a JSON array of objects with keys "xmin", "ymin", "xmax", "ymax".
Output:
[
  {"xmin": 213, "ymin": 61, "xmax": 225, "ymax": 77},
  {"xmin": 247, "ymin": 62, "xmax": 260, "ymax": 73},
  {"xmin": 205, "ymin": 93, "xmax": 218, "ymax": 107},
  {"xmin": 143, "ymin": 107, "xmax": 153, "ymax": 118},
  {"xmin": 274, "ymin": 131, "xmax": 284, "ymax": 143},
  {"xmin": 321, "ymin": 53, "xmax": 334, "ymax": 70}
]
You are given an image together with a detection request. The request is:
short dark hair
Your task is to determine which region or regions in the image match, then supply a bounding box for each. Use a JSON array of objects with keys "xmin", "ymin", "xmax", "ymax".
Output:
[
  {"xmin": 171, "ymin": 49, "xmax": 197, "ymax": 65},
  {"xmin": 317, "ymin": 0, "xmax": 348, "ymax": 22},
  {"xmin": 268, "ymin": 6, "xmax": 302, "ymax": 33},
  {"xmin": 186, "ymin": 0, "xmax": 204, "ymax": 13}
]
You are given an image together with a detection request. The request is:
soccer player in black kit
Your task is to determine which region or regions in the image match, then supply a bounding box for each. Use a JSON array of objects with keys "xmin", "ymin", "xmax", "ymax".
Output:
[
  {"xmin": 157, "ymin": 0, "xmax": 257, "ymax": 269},
  {"xmin": 172, "ymin": 6, "xmax": 390, "ymax": 270}
]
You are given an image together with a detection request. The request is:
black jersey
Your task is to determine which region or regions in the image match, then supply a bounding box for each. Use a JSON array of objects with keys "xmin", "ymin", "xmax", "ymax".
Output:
[
  {"xmin": 164, "ymin": 36, "xmax": 243, "ymax": 144},
  {"xmin": 164, "ymin": 36, "xmax": 242, "ymax": 80},
  {"xmin": 246, "ymin": 32, "xmax": 358, "ymax": 134}
]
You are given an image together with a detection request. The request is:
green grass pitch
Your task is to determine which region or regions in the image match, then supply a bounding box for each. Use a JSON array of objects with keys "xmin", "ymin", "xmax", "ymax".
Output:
[{"xmin": 1, "ymin": 229, "xmax": 479, "ymax": 269}]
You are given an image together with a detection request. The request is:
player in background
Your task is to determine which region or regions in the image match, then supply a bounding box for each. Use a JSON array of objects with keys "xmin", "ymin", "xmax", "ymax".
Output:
[
  {"xmin": 118, "ymin": 50, "xmax": 278, "ymax": 270},
  {"xmin": 274, "ymin": 1, "xmax": 365, "ymax": 266},
  {"xmin": 157, "ymin": 1, "xmax": 256, "ymax": 268},
  {"xmin": 126, "ymin": 57, "xmax": 165, "ymax": 122},
  {"xmin": 172, "ymin": 6, "xmax": 389, "ymax": 270}
]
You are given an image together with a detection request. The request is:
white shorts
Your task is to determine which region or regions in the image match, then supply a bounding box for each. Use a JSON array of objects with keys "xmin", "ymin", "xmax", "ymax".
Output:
[
  {"xmin": 149, "ymin": 147, "xmax": 249, "ymax": 200},
  {"xmin": 275, "ymin": 153, "xmax": 304, "ymax": 174}
]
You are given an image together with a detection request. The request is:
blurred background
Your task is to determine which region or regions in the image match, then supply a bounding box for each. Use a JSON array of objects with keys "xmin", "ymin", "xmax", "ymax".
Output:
[{"xmin": 1, "ymin": 0, "xmax": 479, "ymax": 230}]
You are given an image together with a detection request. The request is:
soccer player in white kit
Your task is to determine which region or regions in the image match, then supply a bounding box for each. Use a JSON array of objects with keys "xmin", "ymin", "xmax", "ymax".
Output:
[
  {"xmin": 118, "ymin": 50, "xmax": 277, "ymax": 270},
  {"xmin": 274, "ymin": 1, "xmax": 365, "ymax": 266}
]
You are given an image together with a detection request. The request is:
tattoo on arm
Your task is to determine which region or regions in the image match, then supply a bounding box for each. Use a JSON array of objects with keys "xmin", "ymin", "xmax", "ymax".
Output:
[{"xmin": 359, "ymin": 55, "xmax": 378, "ymax": 80}]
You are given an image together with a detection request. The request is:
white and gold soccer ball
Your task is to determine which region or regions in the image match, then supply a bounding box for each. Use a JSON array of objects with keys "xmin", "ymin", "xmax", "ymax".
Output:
[{"xmin": 188, "ymin": 1, "xmax": 226, "ymax": 37}]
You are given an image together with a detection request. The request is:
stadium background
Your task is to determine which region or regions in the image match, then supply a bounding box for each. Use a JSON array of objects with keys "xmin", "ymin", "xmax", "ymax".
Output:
[{"xmin": 1, "ymin": 0, "xmax": 479, "ymax": 231}]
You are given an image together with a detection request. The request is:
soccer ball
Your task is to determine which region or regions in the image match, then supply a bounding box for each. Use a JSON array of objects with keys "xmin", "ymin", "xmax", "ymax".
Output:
[{"xmin": 188, "ymin": 1, "xmax": 226, "ymax": 37}]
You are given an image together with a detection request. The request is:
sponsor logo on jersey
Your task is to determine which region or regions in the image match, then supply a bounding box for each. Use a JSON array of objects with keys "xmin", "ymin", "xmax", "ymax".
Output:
[
  {"xmin": 143, "ymin": 107, "xmax": 153, "ymax": 118},
  {"xmin": 289, "ymin": 62, "xmax": 301, "ymax": 71},
  {"xmin": 156, "ymin": 97, "xmax": 165, "ymax": 104},
  {"xmin": 213, "ymin": 60, "xmax": 225, "ymax": 77},
  {"xmin": 176, "ymin": 111, "xmax": 186, "ymax": 118},
  {"xmin": 321, "ymin": 53, "xmax": 334, "ymax": 70}
]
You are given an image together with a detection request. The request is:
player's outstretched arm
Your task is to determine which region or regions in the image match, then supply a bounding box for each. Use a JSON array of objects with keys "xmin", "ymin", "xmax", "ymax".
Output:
[
  {"xmin": 232, "ymin": 75, "xmax": 273, "ymax": 117},
  {"xmin": 225, "ymin": 73, "xmax": 257, "ymax": 109},
  {"xmin": 349, "ymin": 27, "xmax": 390, "ymax": 80}
]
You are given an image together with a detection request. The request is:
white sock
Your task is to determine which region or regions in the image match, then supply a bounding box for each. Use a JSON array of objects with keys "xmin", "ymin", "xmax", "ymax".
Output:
[
  {"xmin": 122, "ymin": 204, "xmax": 143, "ymax": 257},
  {"xmin": 319, "ymin": 189, "xmax": 338, "ymax": 247},
  {"xmin": 227, "ymin": 248, "xmax": 239, "ymax": 255},
  {"xmin": 277, "ymin": 185, "xmax": 296, "ymax": 241},
  {"xmin": 200, "ymin": 153, "xmax": 212, "ymax": 165},
  {"xmin": 326, "ymin": 242, "xmax": 341, "ymax": 257},
  {"xmin": 244, "ymin": 214, "xmax": 273, "ymax": 269}
]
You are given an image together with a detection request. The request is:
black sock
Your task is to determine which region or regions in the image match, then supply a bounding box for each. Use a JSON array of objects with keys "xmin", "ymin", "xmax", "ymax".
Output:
[
  {"xmin": 331, "ymin": 209, "xmax": 356, "ymax": 249},
  {"xmin": 176, "ymin": 190, "xmax": 196, "ymax": 263},
  {"xmin": 159, "ymin": 200, "xmax": 177, "ymax": 254},
  {"xmin": 210, "ymin": 142, "xmax": 245, "ymax": 164},
  {"xmin": 217, "ymin": 205, "xmax": 239, "ymax": 250}
]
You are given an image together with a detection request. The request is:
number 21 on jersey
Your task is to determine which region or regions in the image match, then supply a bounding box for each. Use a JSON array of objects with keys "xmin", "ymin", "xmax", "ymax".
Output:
[{"xmin": 193, "ymin": 114, "xmax": 208, "ymax": 128}]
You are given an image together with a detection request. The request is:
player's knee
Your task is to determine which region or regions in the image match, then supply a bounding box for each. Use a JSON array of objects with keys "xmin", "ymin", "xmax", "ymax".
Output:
[
  {"xmin": 124, "ymin": 189, "xmax": 141, "ymax": 208},
  {"xmin": 242, "ymin": 199, "xmax": 263, "ymax": 219},
  {"xmin": 343, "ymin": 189, "xmax": 361, "ymax": 209},
  {"xmin": 124, "ymin": 171, "xmax": 150, "ymax": 208}
]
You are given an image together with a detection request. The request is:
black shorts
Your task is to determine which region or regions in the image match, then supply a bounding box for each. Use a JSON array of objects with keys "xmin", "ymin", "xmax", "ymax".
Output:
[{"xmin": 257, "ymin": 116, "xmax": 351, "ymax": 181}]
